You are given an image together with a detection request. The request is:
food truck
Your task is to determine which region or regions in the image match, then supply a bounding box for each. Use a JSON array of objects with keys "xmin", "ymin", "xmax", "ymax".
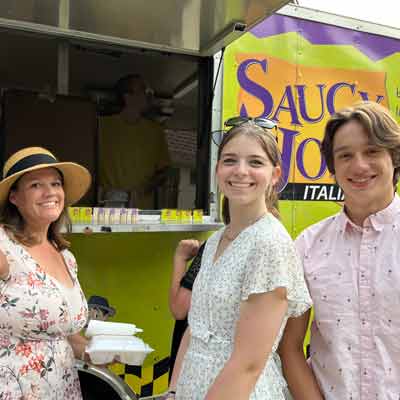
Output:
[
  {"xmin": 1, "ymin": 1, "xmax": 400, "ymax": 398},
  {"xmin": 0, "ymin": 1, "xmax": 292, "ymax": 398}
]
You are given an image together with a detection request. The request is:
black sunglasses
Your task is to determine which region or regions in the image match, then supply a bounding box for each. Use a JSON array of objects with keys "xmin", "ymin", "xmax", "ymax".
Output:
[{"xmin": 212, "ymin": 117, "xmax": 277, "ymax": 146}]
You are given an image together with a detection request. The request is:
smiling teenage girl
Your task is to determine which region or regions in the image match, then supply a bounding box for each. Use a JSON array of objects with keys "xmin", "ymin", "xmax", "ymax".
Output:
[{"xmin": 165, "ymin": 119, "xmax": 312, "ymax": 400}]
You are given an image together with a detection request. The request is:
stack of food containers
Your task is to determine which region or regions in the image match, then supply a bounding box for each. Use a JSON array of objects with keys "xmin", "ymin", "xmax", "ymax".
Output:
[{"xmin": 85, "ymin": 320, "xmax": 153, "ymax": 365}]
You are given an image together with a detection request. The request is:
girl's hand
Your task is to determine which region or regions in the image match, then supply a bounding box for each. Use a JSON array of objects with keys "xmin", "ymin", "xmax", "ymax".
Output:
[
  {"xmin": 174, "ymin": 239, "xmax": 200, "ymax": 262},
  {"xmin": 161, "ymin": 390, "xmax": 176, "ymax": 400}
]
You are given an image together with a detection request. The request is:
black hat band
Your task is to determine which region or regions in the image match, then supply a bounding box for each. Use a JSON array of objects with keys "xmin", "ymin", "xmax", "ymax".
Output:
[{"xmin": 5, "ymin": 154, "xmax": 58, "ymax": 178}]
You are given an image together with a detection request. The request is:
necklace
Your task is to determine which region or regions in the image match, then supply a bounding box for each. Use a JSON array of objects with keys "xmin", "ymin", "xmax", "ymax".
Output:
[
  {"xmin": 222, "ymin": 231, "xmax": 237, "ymax": 242},
  {"xmin": 222, "ymin": 212, "xmax": 267, "ymax": 242}
]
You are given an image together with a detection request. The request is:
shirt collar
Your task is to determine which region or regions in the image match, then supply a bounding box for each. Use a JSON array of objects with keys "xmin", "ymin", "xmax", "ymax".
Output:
[{"xmin": 338, "ymin": 194, "xmax": 400, "ymax": 234}]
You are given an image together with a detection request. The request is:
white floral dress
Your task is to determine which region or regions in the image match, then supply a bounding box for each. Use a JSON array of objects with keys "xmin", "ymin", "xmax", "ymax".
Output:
[
  {"xmin": 0, "ymin": 227, "xmax": 88, "ymax": 400},
  {"xmin": 176, "ymin": 214, "xmax": 312, "ymax": 399}
]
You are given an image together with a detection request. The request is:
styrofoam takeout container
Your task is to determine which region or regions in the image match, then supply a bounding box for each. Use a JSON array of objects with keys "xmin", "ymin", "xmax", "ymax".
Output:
[
  {"xmin": 85, "ymin": 320, "xmax": 143, "ymax": 338},
  {"xmin": 86, "ymin": 335, "xmax": 153, "ymax": 365}
]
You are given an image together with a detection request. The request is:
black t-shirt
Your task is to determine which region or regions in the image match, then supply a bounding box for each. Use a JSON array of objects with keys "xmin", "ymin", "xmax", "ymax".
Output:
[
  {"xmin": 179, "ymin": 242, "xmax": 205, "ymax": 290},
  {"xmin": 169, "ymin": 242, "xmax": 206, "ymax": 380}
]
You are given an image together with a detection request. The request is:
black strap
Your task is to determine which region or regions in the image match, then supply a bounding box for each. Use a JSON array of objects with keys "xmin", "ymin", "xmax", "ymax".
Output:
[{"xmin": 6, "ymin": 154, "xmax": 58, "ymax": 178}]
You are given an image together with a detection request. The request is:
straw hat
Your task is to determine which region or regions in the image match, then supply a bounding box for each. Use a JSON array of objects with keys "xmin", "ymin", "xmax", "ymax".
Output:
[{"xmin": 0, "ymin": 147, "xmax": 91, "ymax": 208}]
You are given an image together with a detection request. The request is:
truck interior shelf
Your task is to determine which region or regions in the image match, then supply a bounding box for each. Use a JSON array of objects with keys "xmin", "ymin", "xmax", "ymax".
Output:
[{"xmin": 69, "ymin": 222, "xmax": 223, "ymax": 234}]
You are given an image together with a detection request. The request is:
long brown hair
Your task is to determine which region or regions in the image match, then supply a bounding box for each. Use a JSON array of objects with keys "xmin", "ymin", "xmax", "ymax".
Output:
[
  {"xmin": 217, "ymin": 121, "xmax": 282, "ymax": 224},
  {"xmin": 0, "ymin": 175, "xmax": 71, "ymax": 250}
]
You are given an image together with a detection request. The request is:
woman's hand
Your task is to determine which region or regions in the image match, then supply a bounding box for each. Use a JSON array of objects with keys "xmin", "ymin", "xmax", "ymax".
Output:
[
  {"xmin": 68, "ymin": 333, "xmax": 89, "ymax": 360},
  {"xmin": 174, "ymin": 239, "xmax": 200, "ymax": 262},
  {"xmin": 170, "ymin": 240, "xmax": 200, "ymax": 319},
  {"xmin": 161, "ymin": 390, "xmax": 176, "ymax": 399}
]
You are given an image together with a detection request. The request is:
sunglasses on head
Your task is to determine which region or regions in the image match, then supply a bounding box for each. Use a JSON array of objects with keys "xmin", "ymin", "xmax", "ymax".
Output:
[{"xmin": 212, "ymin": 116, "xmax": 277, "ymax": 146}]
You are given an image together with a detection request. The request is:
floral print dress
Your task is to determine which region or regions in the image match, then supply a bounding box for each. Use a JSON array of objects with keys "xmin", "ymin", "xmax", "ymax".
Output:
[
  {"xmin": 176, "ymin": 214, "xmax": 312, "ymax": 399},
  {"xmin": 0, "ymin": 227, "xmax": 88, "ymax": 400}
]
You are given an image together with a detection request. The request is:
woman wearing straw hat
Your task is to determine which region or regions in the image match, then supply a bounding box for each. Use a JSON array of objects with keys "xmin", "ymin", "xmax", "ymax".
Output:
[{"xmin": 0, "ymin": 147, "xmax": 91, "ymax": 400}]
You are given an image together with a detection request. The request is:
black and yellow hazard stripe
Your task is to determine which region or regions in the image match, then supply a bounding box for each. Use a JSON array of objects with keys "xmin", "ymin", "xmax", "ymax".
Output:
[{"xmin": 111, "ymin": 357, "xmax": 170, "ymax": 397}]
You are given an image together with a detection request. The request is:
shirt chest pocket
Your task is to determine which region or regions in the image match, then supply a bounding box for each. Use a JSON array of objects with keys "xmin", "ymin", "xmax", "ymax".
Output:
[{"xmin": 306, "ymin": 259, "xmax": 355, "ymax": 320}]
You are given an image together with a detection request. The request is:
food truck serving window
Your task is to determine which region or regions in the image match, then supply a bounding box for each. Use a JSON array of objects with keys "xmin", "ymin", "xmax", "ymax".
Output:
[{"xmin": 0, "ymin": 42, "xmax": 204, "ymax": 214}]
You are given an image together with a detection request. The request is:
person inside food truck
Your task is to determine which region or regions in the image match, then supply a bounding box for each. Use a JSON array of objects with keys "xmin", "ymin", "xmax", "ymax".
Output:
[
  {"xmin": 98, "ymin": 74, "xmax": 170, "ymax": 209},
  {"xmin": 279, "ymin": 101, "xmax": 400, "ymax": 399}
]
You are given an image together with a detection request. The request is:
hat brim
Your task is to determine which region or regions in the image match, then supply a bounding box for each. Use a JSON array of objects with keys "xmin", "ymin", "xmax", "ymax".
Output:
[
  {"xmin": 0, "ymin": 162, "xmax": 92, "ymax": 209},
  {"xmin": 88, "ymin": 304, "xmax": 116, "ymax": 317}
]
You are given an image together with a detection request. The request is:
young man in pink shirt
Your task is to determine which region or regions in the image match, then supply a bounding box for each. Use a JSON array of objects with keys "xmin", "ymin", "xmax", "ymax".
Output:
[{"xmin": 279, "ymin": 101, "xmax": 400, "ymax": 400}]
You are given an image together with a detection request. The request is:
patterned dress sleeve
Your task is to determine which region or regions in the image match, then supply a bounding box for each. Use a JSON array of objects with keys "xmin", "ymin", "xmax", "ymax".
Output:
[
  {"xmin": 0, "ymin": 227, "xmax": 13, "ymax": 286},
  {"xmin": 241, "ymin": 233, "xmax": 312, "ymax": 318},
  {"xmin": 180, "ymin": 242, "xmax": 206, "ymax": 291},
  {"xmin": 62, "ymin": 249, "xmax": 79, "ymax": 279}
]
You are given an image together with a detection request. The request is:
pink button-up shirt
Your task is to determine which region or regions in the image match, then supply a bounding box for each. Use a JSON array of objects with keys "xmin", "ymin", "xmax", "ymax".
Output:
[{"xmin": 296, "ymin": 194, "xmax": 400, "ymax": 400}]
